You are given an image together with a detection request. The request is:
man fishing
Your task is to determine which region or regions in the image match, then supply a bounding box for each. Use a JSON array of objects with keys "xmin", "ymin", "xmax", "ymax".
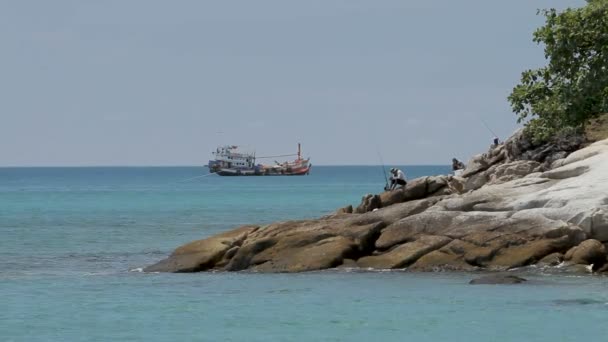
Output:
[
  {"xmin": 452, "ymin": 158, "xmax": 465, "ymax": 171},
  {"xmin": 388, "ymin": 168, "xmax": 407, "ymax": 191}
]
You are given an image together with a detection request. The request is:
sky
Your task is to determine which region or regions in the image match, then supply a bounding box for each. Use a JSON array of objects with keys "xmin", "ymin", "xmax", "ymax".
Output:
[{"xmin": 0, "ymin": 0, "xmax": 585, "ymax": 166}]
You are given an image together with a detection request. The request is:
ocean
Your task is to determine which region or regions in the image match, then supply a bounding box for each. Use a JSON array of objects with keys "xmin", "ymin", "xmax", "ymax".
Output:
[{"xmin": 2, "ymin": 166, "xmax": 608, "ymax": 341}]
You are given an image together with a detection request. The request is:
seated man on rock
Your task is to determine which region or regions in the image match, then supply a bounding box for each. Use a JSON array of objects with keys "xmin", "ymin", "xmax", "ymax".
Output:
[
  {"xmin": 452, "ymin": 158, "xmax": 465, "ymax": 171},
  {"xmin": 388, "ymin": 167, "xmax": 407, "ymax": 191}
]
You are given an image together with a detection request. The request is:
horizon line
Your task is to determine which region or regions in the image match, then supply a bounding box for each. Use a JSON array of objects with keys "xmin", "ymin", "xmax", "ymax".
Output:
[{"xmin": 0, "ymin": 164, "xmax": 451, "ymax": 168}]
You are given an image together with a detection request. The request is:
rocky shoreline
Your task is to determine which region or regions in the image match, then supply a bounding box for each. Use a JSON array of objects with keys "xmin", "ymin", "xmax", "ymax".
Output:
[{"xmin": 146, "ymin": 130, "xmax": 608, "ymax": 274}]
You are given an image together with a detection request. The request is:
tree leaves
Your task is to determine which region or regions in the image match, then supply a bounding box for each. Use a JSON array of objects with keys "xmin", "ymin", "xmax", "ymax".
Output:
[{"xmin": 509, "ymin": 0, "xmax": 608, "ymax": 142}]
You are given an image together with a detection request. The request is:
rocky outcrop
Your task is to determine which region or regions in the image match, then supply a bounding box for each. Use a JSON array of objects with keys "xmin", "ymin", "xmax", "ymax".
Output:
[
  {"xmin": 144, "ymin": 225, "xmax": 258, "ymax": 272},
  {"xmin": 146, "ymin": 138, "xmax": 608, "ymax": 274},
  {"xmin": 503, "ymin": 128, "xmax": 586, "ymax": 165}
]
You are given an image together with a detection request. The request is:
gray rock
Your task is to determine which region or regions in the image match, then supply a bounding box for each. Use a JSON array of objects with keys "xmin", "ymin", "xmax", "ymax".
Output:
[
  {"xmin": 538, "ymin": 252, "xmax": 563, "ymax": 266},
  {"xmin": 335, "ymin": 205, "xmax": 353, "ymax": 214},
  {"xmin": 355, "ymin": 194, "xmax": 381, "ymax": 213}
]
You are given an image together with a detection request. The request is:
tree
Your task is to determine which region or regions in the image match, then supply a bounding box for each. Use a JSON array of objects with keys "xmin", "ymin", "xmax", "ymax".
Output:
[{"xmin": 508, "ymin": 0, "xmax": 608, "ymax": 141}]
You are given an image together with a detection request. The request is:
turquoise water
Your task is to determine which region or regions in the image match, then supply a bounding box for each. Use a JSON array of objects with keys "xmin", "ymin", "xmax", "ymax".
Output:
[{"xmin": 2, "ymin": 166, "xmax": 608, "ymax": 341}]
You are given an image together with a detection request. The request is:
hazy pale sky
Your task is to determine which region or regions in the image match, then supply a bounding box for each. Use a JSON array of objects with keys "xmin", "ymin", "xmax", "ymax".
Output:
[{"xmin": 0, "ymin": 0, "xmax": 584, "ymax": 166}]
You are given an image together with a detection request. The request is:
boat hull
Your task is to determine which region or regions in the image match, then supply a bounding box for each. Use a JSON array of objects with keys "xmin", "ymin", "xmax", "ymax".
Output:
[
  {"xmin": 207, "ymin": 144, "xmax": 311, "ymax": 176},
  {"xmin": 215, "ymin": 165, "xmax": 311, "ymax": 176}
]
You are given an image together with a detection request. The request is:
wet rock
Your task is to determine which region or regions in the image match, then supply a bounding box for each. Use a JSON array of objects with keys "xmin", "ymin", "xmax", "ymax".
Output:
[
  {"xmin": 488, "ymin": 235, "xmax": 579, "ymax": 269},
  {"xmin": 144, "ymin": 225, "xmax": 258, "ymax": 272},
  {"xmin": 538, "ymin": 252, "xmax": 563, "ymax": 266},
  {"xmin": 559, "ymin": 263, "xmax": 594, "ymax": 274},
  {"xmin": 337, "ymin": 258, "xmax": 359, "ymax": 268},
  {"xmin": 469, "ymin": 274, "xmax": 527, "ymax": 285},
  {"xmin": 553, "ymin": 298, "xmax": 605, "ymax": 306},
  {"xmin": 564, "ymin": 239, "xmax": 607, "ymax": 268}
]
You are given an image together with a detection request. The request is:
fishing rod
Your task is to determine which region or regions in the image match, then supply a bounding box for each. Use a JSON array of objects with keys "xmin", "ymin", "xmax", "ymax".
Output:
[
  {"xmin": 480, "ymin": 118, "xmax": 500, "ymax": 141},
  {"xmin": 376, "ymin": 148, "xmax": 389, "ymax": 191},
  {"xmin": 175, "ymin": 171, "xmax": 217, "ymax": 183}
]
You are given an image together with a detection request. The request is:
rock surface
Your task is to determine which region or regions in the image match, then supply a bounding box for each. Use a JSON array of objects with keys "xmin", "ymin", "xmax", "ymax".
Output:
[
  {"xmin": 146, "ymin": 136, "xmax": 608, "ymax": 273},
  {"xmin": 469, "ymin": 274, "xmax": 527, "ymax": 285},
  {"xmin": 563, "ymin": 239, "xmax": 607, "ymax": 268}
]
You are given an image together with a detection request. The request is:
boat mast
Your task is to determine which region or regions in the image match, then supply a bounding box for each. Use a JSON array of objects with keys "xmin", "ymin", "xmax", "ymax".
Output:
[{"xmin": 297, "ymin": 143, "xmax": 301, "ymax": 161}]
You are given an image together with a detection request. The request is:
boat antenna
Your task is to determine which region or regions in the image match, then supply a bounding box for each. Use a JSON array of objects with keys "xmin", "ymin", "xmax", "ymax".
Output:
[
  {"xmin": 480, "ymin": 118, "xmax": 500, "ymax": 141},
  {"xmin": 376, "ymin": 148, "xmax": 389, "ymax": 191}
]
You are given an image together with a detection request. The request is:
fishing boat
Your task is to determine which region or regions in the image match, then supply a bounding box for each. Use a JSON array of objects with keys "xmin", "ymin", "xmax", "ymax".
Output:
[{"xmin": 208, "ymin": 143, "xmax": 311, "ymax": 176}]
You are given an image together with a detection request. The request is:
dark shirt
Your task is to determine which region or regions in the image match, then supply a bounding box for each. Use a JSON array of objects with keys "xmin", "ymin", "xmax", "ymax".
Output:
[{"xmin": 452, "ymin": 161, "xmax": 465, "ymax": 171}]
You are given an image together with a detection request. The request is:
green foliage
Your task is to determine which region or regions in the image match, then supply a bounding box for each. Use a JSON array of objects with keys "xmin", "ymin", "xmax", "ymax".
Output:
[{"xmin": 509, "ymin": 0, "xmax": 608, "ymax": 142}]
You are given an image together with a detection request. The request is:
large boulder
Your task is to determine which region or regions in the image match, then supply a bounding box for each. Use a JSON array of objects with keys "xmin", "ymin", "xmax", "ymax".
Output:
[
  {"xmin": 463, "ymin": 171, "xmax": 490, "ymax": 192},
  {"xmin": 378, "ymin": 190, "xmax": 406, "ymax": 208},
  {"xmin": 248, "ymin": 235, "xmax": 357, "ymax": 273},
  {"xmin": 446, "ymin": 176, "xmax": 466, "ymax": 194},
  {"xmin": 401, "ymin": 177, "xmax": 431, "ymax": 201},
  {"xmin": 409, "ymin": 239, "xmax": 478, "ymax": 271},
  {"xmin": 564, "ymin": 239, "xmax": 607, "ymax": 267},
  {"xmin": 357, "ymin": 235, "xmax": 451, "ymax": 269},
  {"xmin": 374, "ymin": 210, "xmax": 574, "ymax": 252},
  {"xmin": 487, "ymin": 160, "xmax": 541, "ymax": 184},
  {"xmin": 427, "ymin": 176, "xmax": 449, "ymax": 194},
  {"xmin": 374, "ymin": 211, "xmax": 461, "ymax": 250},
  {"xmin": 144, "ymin": 225, "xmax": 258, "ymax": 272},
  {"xmin": 225, "ymin": 221, "xmax": 385, "ymax": 272},
  {"xmin": 461, "ymin": 153, "xmax": 490, "ymax": 178},
  {"xmin": 355, "ymin": 194, "xmax": 381, "ymax": 213},
  {"xmin": 538, "ymin": 252, "xmax": 564, "ymax": 266},
  {"xmin": 488, "ymin": 232, "xmax": 583, "ymax": 269}
]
